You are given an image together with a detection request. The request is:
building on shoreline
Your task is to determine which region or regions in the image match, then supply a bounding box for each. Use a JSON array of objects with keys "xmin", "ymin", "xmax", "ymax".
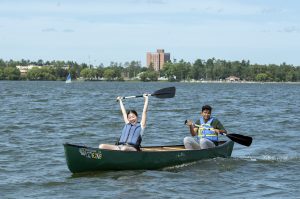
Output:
[
  {"xmin": 16, "ymin": 65, "xmax": 69, "ymax": 76},
  {"xmin": 16, "ymin": 65, "xmax": 42, "ymax": 76},
  {"xmin": 225, "ymin": 76, "xmax": 241, "ymax": 82},
  {"xmin": 146, "ymin": 49, "xmax": 170, "ymax": 71}
]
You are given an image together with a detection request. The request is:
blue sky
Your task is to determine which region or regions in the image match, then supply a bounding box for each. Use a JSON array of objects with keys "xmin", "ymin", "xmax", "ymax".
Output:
[{"xmin": 1, "ymin": 0, "xmax": 300, "ymax": 66}]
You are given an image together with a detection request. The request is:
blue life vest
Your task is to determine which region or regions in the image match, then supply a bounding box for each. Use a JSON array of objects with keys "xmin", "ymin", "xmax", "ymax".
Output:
[
  {"xmin": 198, "ymin": 117, "xmax": 218, "ymax": 142},
  {"xmin": 118, "ymin": 123, "xmax": 142, "ymax": 148}
]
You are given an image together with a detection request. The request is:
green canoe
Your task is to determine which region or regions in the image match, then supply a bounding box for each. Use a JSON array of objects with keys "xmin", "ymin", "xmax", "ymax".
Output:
[{"xmin": 63, "ymin": 140, "xmax": 234, "ymax": 173}]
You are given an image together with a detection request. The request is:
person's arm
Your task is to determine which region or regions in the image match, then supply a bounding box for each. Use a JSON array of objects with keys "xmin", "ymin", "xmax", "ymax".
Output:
[
  {"xmin": 213, "ymin": 119, "xmax": 227, "ymax": 134},
  {"xmin": 140, "ymin": 94, "xmax": 149, "ymax": 129},
  {"xmin": 117, "ymin": 96, "xmax": 128, "ymax": 124},
  {"xmin": 214, "ymin": 128, "xmax": 227, "ymax": 134},
  {"xmin": 185, "ymin": 120, "xmax": 197, "ymax": 136}
]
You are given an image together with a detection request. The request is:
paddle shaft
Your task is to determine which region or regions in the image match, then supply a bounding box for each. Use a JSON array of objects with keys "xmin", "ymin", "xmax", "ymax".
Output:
[
  {"xmin": 123, "ymin": 94, "xmax": 151, "ymax": 99},
  {"xmin": 121, "ymin": 87, "xmax": 175, "ymax": 100}
]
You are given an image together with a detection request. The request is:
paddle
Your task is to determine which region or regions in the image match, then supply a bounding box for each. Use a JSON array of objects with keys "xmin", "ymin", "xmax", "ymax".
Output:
[
  {"xmin": 184, "ymin": 120, "xmax": 252, "ymax": 147},
  {"xmin": 121, "ymin": 87, "xmax": 176, "ymax": 99},
  {"xmin": 222, "ymin": 132, "xmax": 252, "ymax": 147}
]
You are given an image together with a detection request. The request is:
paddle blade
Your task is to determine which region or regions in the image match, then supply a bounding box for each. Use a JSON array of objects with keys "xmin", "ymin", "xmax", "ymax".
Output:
[
  {"xmin": 226, "ymin": 133, "xmax": 253, "ymax": 147},
  {"xmin": 151, "ymin": 87, "xmax": 176, "ymax": 98}
]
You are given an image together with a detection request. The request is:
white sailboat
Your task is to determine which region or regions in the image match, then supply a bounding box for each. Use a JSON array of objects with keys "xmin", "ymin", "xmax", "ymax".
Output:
[{"xmin": 66, "ymin": 73, "xmax": 71, "ymax": 83}]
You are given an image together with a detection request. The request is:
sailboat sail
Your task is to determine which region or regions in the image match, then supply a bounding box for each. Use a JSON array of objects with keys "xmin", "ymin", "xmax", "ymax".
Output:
[{"xmin": 66, "ymin": 73, "xmax": 71, "ymax": 83}]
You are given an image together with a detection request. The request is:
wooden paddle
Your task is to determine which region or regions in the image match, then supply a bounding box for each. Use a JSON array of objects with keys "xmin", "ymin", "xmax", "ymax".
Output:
[
  {"xmin": 184, "ymin": 120, "xmax": 252, "ymax": 147},
  {"xmin": 121, "ymin": 87, "xmax": 176, "ymax": 99}
]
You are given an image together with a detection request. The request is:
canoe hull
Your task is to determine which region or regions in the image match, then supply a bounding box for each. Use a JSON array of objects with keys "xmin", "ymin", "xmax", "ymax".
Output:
[{"xmin": 63, "ymin": 141, "xmax": 234, "ymax": 173}]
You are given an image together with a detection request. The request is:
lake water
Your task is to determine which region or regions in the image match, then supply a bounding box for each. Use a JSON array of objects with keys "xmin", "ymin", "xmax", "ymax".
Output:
[{"xmin": 1, "ymin": 81, "xmax": 299, "ymax": 198}]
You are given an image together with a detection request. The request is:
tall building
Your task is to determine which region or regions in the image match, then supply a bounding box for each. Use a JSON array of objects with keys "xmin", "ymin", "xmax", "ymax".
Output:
[{"xmin": 146, "ymin": 49, "xmax": 170, "ymax": 71}]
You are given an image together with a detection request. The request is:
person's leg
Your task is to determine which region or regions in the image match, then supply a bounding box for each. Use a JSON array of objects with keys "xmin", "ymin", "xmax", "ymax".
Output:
[
  {"xmin": 120, "ymin": 145, "xmax": 137, "ymax": 151},
  {"xmin": 183, "ymin": 137, "xmax": 201, "ymax": 150},
  {"xmin": 99, "ymin": 144, "xmax": 120, "ymax": 150},
  {"xmin": 199, "ymin": 138, "xmax": 215, "ymax": 149}
]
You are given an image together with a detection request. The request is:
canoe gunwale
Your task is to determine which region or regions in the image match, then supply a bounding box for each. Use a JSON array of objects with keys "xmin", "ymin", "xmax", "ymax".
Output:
[{"xmin": 64, "ymin": 140, "xmax": 229, "ymax": 153}]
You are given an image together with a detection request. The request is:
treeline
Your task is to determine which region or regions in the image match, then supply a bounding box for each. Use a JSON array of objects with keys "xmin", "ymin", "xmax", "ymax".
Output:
[
  {"xmin": 0, "ymin": 59, "xmax": 156, "ymax": 81},
  {"xmin": 0, "ymin": 58, "xmax": 299, "ymax": 82},
  {"xmin": 161, "ymin": 58, "xmax": 300, "ymax": 82}
]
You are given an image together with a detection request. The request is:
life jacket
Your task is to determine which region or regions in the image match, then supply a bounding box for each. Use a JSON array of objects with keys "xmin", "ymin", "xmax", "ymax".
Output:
[
  {"xmin": 197, "ymin": 117, "xmax": 218, "ymax": 142},
  {"xmin": 118, "ymin": 123, "xmax": 142, "ymax": 149}
]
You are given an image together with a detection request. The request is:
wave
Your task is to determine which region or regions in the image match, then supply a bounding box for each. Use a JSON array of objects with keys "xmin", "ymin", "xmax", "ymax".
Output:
[{"xmin": 235, "ymin": 154, "xmax": 300, "ymax": 163}]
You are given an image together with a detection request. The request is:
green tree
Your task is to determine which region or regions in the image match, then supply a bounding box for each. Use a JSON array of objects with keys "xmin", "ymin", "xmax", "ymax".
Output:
[
  {"xmin": 191, "ymin": 59, "xmax": 205, "ymax": 80},
  {"xmin": 0, "ymin": 59, "xmax": 6, "ymax": 67},
  {"xmin": 213, "ymin": 59, "xmax": 227, "ymax": 80},
  {"xmin": 103, "ymin": 68, "xmax": 115, "ymax": 80},
  {"xmin": 95, "ymin": 67, "xmax": 104, "ymax": 79},
  {"xmin": 255, "ymin": 73, "xmax": 269, "ymax": 82},
  {"xmin": 0, "ymin": 67, "xmax": 4, "ymax": 79},
  {"xmin": 3, "ymin": 67, "xmax": 20, "ymax": 80},
  {"xmin": 286, "ymin": 71, "xmax": 295, "ymax": 81},
  {"xmin": 140, "ymin": 71, "xmax": 159, "ymax": 81},
  {"xmin": 176, "ymin": 60, "xmax": 191, "ymax": 81},
  {"xmin": 124, "ymin": 61, "xmax": 142, "ymax": 78},
  {"xmin": 205, "ymin": 58, "xmax": 215, "ymax": 80},
  {"xmin": 27, "ymin": 67, "xmax": 56, "ymax": 80},
  {"xmin": 80, "ymin": 68, "xmax": 90, "ymax": 79},
  {"xmin": 80, "ymin": 68, "xmax": 99, "ymax": 80},
  {"xmin": 161, "ymin": 62, "xmax": 176, "ymax": 81},
  {"xmin": 6, "ymin": 60, "xmax": 17, "ymax": 68}
]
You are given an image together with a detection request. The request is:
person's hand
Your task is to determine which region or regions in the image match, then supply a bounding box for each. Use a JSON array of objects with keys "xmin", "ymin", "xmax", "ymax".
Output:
[
  {"xmin": 143, "ymin": 93, "xmax": 149, "ymax": 99},
  {"xmin": 185, "ymin": 120, "xmax": 194, "ymax": 126},
  {"xmin": 215, "ymin": 129, "xmax": 226, "ymax": 135},
  {"xmin": 214, "ymin": 129, "xmax": 221, "ymax": 134},
  {"xmin": 116, "ymin": 96, "xmax": 123, "ymax": 101}
]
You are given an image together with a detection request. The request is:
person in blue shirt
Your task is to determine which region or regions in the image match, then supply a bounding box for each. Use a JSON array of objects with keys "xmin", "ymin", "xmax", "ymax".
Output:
[
  {"xmin": 99, "ymin": 94, "xmax": 149, "ymax": 151},
  {"xmin": 184, "ymin": 105, "xmax": 227, "ymax": 150}
]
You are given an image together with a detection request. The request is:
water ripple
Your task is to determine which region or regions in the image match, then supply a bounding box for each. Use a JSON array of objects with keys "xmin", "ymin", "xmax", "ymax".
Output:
[{"xmin": 1, "ymin": 81, "xmax": 300, "ymax": 198}]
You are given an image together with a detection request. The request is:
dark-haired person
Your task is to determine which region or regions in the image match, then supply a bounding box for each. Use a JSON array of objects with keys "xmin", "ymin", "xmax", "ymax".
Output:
[
  {"xmin": 184, "ymin": 105, "xmax": 227, "ymax": 150},
  {"xmin": 99, "ymin": 94, "xmax": 149, "ymax": 151}
]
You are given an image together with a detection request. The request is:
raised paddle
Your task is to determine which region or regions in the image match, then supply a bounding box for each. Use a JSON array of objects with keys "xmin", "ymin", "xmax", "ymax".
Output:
[
  {"xmin": 184, "ymin": 120, "xmax": 252, "ymax": 147},
  {"xmin": 121, "ymin": 87, "xmax": 176, "ymax": 99}
]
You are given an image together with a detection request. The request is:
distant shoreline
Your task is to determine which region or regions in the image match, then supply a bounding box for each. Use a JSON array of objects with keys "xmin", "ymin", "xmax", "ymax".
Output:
[
  {"xmin": 1, "ymin": 80, "xmax": 299, "ymax": 84},
  {"xmin": 179, "ymin": 80, "xmax": 300, "ymax": 84}
]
